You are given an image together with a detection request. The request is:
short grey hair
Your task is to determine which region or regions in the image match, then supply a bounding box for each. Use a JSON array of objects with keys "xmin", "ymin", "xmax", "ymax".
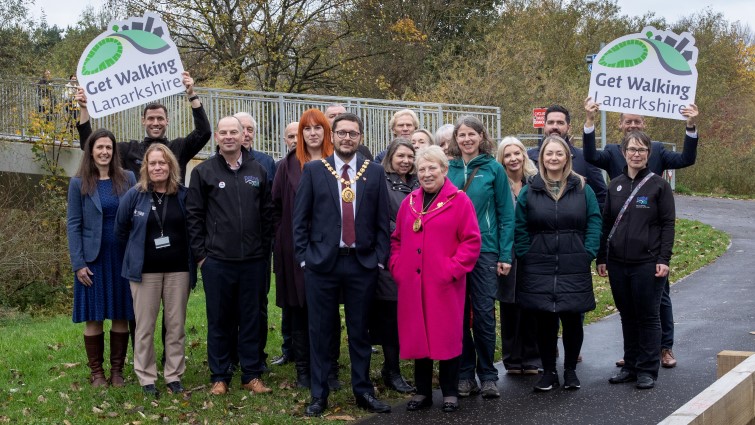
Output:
[
  {"xmin": 415, "ymin": 145, "xmax": 448, "ymax": 171},
  {"xmin": 233, "ymin": 112, "xmax": 257, "ymax": 134},
  {"xmin": 434, "ymin": 124, "xmax": 454, "ymax": 142}
]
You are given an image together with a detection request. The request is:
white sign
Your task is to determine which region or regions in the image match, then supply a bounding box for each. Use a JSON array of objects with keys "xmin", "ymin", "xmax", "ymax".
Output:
[
  {"xmin": 587, "ymin": 27, "xmax": 698, "ymax": 120},
  {"xmin": 76, "ymin": 12, "xmax": 185, "ymax": 119}
]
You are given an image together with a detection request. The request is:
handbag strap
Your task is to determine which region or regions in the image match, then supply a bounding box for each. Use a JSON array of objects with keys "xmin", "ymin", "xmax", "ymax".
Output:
[
  {"xmin": 462, "ymin": 166, "xmax": 482, "ymax": 192},
  {"xmin": 607, "ymin": 172, "xmax": 655, "ymax": 242}
]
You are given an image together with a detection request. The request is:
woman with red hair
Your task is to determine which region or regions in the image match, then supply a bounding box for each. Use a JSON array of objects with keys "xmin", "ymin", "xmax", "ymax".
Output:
[{"xmin": 272, "ymin": 109, "xmax": 333, "ymax": 388}]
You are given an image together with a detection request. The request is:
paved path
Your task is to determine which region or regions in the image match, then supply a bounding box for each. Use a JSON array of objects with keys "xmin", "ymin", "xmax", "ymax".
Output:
[{"xmin": 361, "ymin": 195, "xmax": 755, "ymax": 424}]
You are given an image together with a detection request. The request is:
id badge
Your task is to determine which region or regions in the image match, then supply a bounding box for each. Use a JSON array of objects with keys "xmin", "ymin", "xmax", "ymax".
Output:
[{"xmin": 154, "ymin": 236, "xmax": 171, "ymax": 249}]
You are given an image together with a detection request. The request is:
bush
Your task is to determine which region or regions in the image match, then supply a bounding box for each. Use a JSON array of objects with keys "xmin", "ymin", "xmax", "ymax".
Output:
[{"xmin": 0, "ymin": 174, "xmax": 71, "ymax": 312}]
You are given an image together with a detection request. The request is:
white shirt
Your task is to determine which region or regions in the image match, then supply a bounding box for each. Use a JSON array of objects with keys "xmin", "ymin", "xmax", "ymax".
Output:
[{"xmin": 334, "ymin": 154, "xmax": 358, "ymax": 248}]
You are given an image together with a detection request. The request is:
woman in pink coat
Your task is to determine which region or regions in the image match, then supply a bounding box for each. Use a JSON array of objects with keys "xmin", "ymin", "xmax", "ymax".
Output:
[{"xmin": 390, "ymin": 145, "xmax": 481, "ymax": 413}]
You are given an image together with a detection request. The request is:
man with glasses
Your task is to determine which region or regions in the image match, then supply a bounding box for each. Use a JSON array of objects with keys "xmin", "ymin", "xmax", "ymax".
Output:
[
  {"xmin": 583, "ymin": 97, "xmax": 700, "ymax": 370},
  {"xmin": 324, "ymin": 103, "xmax": 373, "ymax": 160},
  {"xmin": 293, "ymin": 113, "xmax": 391, "ymax": 416}
]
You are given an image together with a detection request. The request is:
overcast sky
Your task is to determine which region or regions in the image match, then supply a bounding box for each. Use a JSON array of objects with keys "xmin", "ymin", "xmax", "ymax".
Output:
[{"xmin": 31, "ymin": 0, "xmax": 755, "ymax": 32}]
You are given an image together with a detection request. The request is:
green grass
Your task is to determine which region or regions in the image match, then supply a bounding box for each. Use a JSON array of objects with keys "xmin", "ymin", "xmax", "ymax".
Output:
[
  {"xmin": 586, "ymin": 218, "xmax": 729, "ymax": 324},
  {"xmin": 0, "ymin": 219, "xmax": 729, "ymax": 423}
]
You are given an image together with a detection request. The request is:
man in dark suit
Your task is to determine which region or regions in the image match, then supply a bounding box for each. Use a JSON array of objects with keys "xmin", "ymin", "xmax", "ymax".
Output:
[{"xmin": 293, "ymin": 113, "xmax": 391, "ymax": 416}]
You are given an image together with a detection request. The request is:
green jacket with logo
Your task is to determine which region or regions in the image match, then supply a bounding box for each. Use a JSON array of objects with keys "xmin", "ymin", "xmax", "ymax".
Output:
[{"xmin": 448, "ymin": 154, "xmax": 514, "ymax": 264}]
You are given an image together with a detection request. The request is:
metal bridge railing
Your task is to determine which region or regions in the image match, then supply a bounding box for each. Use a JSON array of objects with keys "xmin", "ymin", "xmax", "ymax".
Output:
[{"xmin": 0, "ymin": 79, "xmax": 501, "ymax": 161}]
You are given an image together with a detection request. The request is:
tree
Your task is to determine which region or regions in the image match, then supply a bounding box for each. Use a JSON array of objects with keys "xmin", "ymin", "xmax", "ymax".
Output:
[
  {"xmin": 339, "ymin": 0, "xmax": 500, "ymax": 98},
  {"xmin": 113, "ymin": 0, "xmax": 380, "ymax": 92}
]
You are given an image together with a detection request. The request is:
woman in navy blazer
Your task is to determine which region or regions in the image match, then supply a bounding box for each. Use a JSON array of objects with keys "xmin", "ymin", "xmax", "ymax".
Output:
[
  {"xmin": 115, "ymin": 144, "xmax": 195, "ymax": 397},
  {"xmin": 67, "ymin": 128, "xmax": 136, "ymax": 388}
]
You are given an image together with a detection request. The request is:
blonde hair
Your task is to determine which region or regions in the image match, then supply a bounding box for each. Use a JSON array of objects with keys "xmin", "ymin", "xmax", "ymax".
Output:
[
  {"xmin": 137, "ymin": 143, "xmax": 180, "ymax": 195},
  {"xmin": 415, "ymin": 145, "xmax": 448, "ymax": 171},
  {"xmin": 537, "ymin": 136, "xmax": 584, "ymax": 200},
  {"xmin": 497, "ymin": 136, "xmax": 537, "ymax": 184}
]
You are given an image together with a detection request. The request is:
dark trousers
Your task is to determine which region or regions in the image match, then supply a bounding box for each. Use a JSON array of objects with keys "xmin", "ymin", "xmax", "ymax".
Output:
[
  {"xmin": 305, "ymin": 256, "xmax": 376, "ymax": 399},
  {"xmin": 281, "ymin": 304, "xmax": 293, "ymax": 359},
  {"xmin": 291, "ymin": 305, "xmax": 310, "ymax": 372},
  {"xmin": 202, "ymin": 257, "xmax": 266, "ymax": 384},
  {"xmin": 500, "ymin": 302, "xmax": 541, "ymax": 370},
  {"xmin": 608, "ymin": 260, "xmax": 664, "ymax": 379},
  {"xmin": 415, "ymin": 356, "xmax": 460, "ymax": 398},
  {"xmin": 660, "ymin": 278, "xmax": 674, "ymax": 349},
  {"xmin": 460, "ymin": 252, "xmax": 499, "ymax": 382},
  {"xmin": 259, "ymin": 258, "xmax": 271, "ymax": 365},
  {"xmin": 535, "ymin": 311, "xmax": 583, "ymax": 372}
]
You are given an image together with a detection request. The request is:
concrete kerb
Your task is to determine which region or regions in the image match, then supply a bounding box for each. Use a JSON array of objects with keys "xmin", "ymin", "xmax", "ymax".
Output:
[{"xmin": 659, "ymin": 352, "xmax": 755, "ymax": 425}]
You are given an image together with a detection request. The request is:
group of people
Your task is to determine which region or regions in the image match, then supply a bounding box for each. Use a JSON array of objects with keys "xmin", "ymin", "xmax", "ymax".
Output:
[{"xmin": 65, "ymin": 72, "xmax": 700, "ymax": 417}]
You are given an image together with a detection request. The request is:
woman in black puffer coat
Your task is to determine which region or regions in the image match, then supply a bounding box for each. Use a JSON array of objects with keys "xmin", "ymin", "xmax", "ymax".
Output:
[{"xmin": 515, "ymin": 136, "xmax": 601, "ymax": 392}]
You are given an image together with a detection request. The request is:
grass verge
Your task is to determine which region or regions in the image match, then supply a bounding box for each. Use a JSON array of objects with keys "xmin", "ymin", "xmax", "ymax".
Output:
[{"xmin": 0, "ymin": 219, "xmax": 729, "ymax": 424}]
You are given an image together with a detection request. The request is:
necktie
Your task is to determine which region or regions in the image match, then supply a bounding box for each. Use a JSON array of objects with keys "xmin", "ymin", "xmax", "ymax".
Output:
[{"xmin": 341, "ymin": 164, "xmax": 356, "ymax": 246}]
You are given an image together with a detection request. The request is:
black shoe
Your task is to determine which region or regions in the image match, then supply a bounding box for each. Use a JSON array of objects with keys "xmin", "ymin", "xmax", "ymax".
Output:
[
  {"xmin": 563, "ymin": 369, "xmax": 580, "ymax": 390},
  {"xmin": 383, "ymin": 371, "xmax": 415, "ymax": 393},
  {"xmin": 271, "ymin": 354, "xmax": 291, "ymax": 366},
  {"xmin": 143, "ymin": 384, "xmax": 160, "ymax": 398},
  {"xmin": 636, "ymin": 374, "xmax": 655, "ymax": 389},
  {"xmin": 442, "ymin": 401, "xmax": 459, "ymax": 413},
  {"xmin": 304, "ymin": 397, "xmax": 328, "ymax": 417},
  {"xmin": 406, "ymin": 397, "xmax": 432, "ymax": 411},
  {"xmin": 356, "ymin": 393, "xmax": 391, "ymax": 413},
  {"xmin": 166, "ymin": 381, "xmax": 184, "ymax": 394},
  {"xmin": 533, "ymin": 370, "xmax": 560, "ymax": 392},
  {"xmin": 609, "ymin": 369, "xmax": 638, "ymax": 384},
  {"xmin": 372, "ymin": 346, "xmax": 379, "ymax": 355}
]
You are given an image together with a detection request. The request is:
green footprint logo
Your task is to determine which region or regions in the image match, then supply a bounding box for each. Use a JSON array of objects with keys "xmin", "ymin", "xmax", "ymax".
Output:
[
  {"xmin": 597, "ymin": 30, "xmax": 693, "ymax": 75},
  {"xmin": 81, "ymin": 26, "xmax": 170, "ymax": 76}
]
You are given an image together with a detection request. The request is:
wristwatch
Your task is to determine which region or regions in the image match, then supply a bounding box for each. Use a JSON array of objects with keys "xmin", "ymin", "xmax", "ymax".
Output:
[{"xmin": 187, "ymin": 95, "xmax": 199, "ymax": 102}]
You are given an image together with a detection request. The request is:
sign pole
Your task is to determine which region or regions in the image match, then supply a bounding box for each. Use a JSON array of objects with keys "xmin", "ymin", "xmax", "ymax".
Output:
[{"xmin": 599, "ymin": 42, "xmax": 606, "ymax": 149}]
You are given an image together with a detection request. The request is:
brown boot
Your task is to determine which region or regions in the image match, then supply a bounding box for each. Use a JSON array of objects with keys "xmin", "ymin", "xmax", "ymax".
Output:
[
  {"xmin": 84, "ymin": 333, "xmax": 108, "ymax": 387},
  {"xmin": 109, "ymin": 331, "xmax": 130, "ymax": 387}
]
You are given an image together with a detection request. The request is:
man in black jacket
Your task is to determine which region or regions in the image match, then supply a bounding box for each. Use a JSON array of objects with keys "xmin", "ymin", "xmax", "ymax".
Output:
[
  {"xmin": 186, "ymin": 116, "xmax": 274, "ymax": 396},
  {"xmin": 74, "ymin": 71, "xmax": 211, "ymax": 182}
]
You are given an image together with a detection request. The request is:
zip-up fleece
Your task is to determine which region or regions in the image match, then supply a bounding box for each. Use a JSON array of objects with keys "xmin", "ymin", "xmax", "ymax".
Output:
[
  {"xmin": 186, "ymin": 150, "xmax": 273, "ymax": 262},
  {"xmin": 598, "ymin": 167, "xmax": 675, "ymax": 266},
  {"xmin": 448, "ymin": 154, "xmax": 514, "ymax": 263}
]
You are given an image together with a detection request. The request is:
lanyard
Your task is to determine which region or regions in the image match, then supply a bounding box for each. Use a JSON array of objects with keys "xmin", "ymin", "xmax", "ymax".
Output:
[
  {"xmin": 606, "ymin": 172, "xmax": 654, "ymax": 258},
  {"xmin": 149, "ymin": 193, "xmax": 170, "ymax": 237}
]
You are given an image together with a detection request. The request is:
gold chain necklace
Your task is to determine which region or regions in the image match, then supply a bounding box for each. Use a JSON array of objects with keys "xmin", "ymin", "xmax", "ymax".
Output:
[
  {"xmin": 408, "ymin": 189, "xmax": 459, "ymax": 232},
  {"xmin": 321, "ymin": 158, "xmax": 370, "ymax": 203}
]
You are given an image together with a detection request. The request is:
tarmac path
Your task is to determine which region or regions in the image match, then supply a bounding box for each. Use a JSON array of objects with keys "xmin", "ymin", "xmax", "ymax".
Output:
[{"xmin": 360, "ymin": 195, "xmax": 755, "ymax": 424}]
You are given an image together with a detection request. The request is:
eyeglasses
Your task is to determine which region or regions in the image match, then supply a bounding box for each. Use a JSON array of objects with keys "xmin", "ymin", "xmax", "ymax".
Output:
[
  {"xmin": 335, "ymin": 130, "xmax": 361, "ymax": 139},
  {"xmin": 626, "ymin": 147, "xmax": 649, "ymax": 155}
]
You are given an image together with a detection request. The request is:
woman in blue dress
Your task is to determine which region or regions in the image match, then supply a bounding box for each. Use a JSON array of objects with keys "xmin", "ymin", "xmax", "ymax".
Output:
[{"xmin": 67, "ymin": 128, "xmax": 136, "ymax": 387}]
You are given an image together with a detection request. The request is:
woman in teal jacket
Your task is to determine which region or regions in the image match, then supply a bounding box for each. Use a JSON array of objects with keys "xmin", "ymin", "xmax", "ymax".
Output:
[{"xmin": 447, "ymin": 116, "xmax": 514, "ymax": 399}]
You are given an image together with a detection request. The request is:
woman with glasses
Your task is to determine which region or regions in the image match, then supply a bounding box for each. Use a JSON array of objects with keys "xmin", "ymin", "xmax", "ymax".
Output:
[
  {"xmin": 272, "ymin": 109, "xmax": 334, "ymax": 388},
  {"xmin": 369, "ymin": 138, "xmax": 419, "ymax": 394},
  {"xmin": 599, "ymin": 130, "xmax": 676, "ymax": 390},
  {"xmin": 391, "ymin": 146, "xmax": 481, "ymax": 412}
]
